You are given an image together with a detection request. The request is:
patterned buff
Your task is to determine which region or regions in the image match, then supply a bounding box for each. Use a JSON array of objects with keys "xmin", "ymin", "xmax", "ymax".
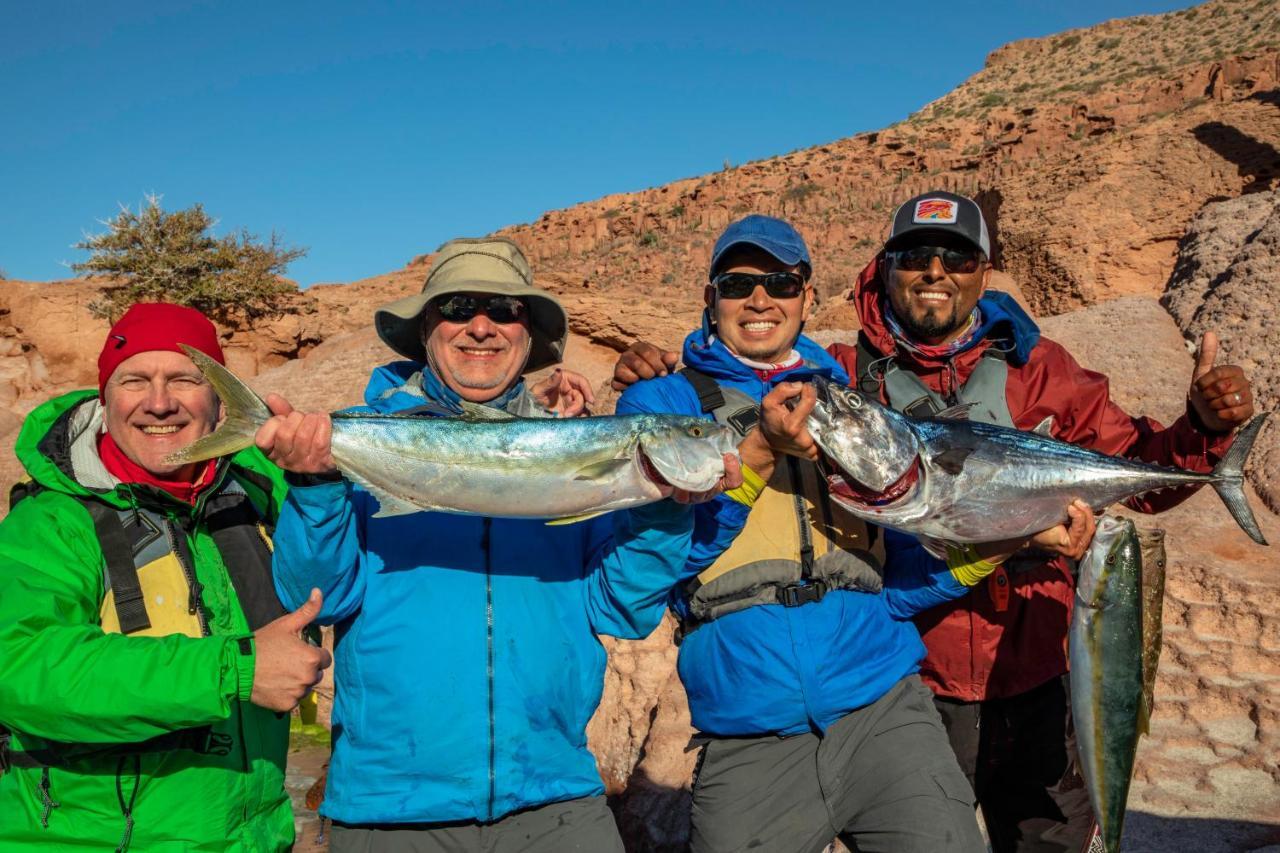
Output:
[{"xmin": 883, "ymin": 303, "xmax": 984, "ymax": 360}]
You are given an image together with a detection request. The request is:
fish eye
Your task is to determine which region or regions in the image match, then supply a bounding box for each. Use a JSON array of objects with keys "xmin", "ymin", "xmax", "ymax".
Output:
[{"xmin": 689, "ymin": 425, "xmax": 705, "ymax": 437}]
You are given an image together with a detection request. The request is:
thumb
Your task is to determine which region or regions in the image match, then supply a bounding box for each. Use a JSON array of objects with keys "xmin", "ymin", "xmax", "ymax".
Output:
[
  {"xmin": 283, "ymin": 588, "xmax": 323, "ymax": 631},
  {"xmin": 1193, "ymin": 331, "xmax": 1219, "ymax": 380},
  {"xmin": 265, "ymin": 393, "xmax": 296, "ymax": 418}
]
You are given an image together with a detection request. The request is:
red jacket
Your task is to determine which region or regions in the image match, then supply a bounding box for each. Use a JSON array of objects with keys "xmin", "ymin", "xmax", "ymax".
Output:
[{"xmin": 827, "ymin": 258, "xmax": 1234, "ymax": 701}]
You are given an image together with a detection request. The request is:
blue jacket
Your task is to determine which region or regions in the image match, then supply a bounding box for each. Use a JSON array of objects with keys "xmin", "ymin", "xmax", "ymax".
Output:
[
  {"xmin": 616, "ymin": 322, "xmax": 967, "ymax": 736},
  {"xmin": 272, "ymin": 363, "xmax": 694, "ymax": 824}
]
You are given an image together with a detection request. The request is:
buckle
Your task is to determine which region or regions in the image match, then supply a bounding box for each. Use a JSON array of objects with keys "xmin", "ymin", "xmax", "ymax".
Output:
[
  {"xmin": 202, "ymin": 732, "xmax": 234, "ymax": 757},
  {"xmin": 777, "ymin": 580, "xmax": 827, "ymax": 607}
]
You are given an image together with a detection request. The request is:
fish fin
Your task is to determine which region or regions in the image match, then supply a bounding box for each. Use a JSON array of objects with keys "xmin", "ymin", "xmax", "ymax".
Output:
[
  {"xmin": 342, "ymin": 468, "xmax": 426, "ymax": 518},
  {"xmin": 934, "ymin": 403, "xmax": 976, "ymax": 420},
  {"xmin": 572, "ymin": 458, "xmax": 632, "ymax": 483},
  {"xmin": 163, "ymin": 346, "xmax": 272, "ymax": 466},
  {"xmin": 459, "ymin": 400, "xmax": 517, "ymax": 421},
  {"xmin": 546, "ymin": 510, "xmax": 609, "ymax": 526},
  {"xmin": 917, "ymin": 536, "xmax": 953, "ymax": 559},
  {"xmin": 1138, "ymin": 695, "xmax": 1152, "ymax": 737},
  {"xmin": 1031, "ymin": 415, "xmax": 1055, "ymax": 437},
  {"xmin": 930, "ymin": 447, "xmax": 972, "ymax": 476},
  {"xmin": 1210, "ymin": 413, "xmax": 1269, "ymax": 546}
]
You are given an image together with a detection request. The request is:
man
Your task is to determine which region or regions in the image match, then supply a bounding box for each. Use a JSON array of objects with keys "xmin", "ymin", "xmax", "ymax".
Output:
[
  {"xmin": 824, "ymin": 190, "xmax": 1255, "ymax": 852},
  {"xmin": 258, "ymin": 236, "xmax": 737, "ymax": 853},
  {"xmin": 0, "ymin": 302, "xmax": 330, "ymax": 851},
  {"xmin": 611, "ymin": 215, "xmax": 1093, "ymax": 853}
]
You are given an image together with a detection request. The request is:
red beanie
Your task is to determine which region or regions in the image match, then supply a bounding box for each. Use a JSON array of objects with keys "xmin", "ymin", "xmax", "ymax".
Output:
[{"xmin": 97, "ymin": 303, "xmax": 225, "ymax": 396}]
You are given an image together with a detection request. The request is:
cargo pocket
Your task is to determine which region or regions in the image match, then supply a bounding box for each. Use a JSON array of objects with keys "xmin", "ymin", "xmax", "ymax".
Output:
[
  {"xmin": 932, "ymin": 764, "xmax": 977, "ymax": 808},
  {"xmin": 690, "ymin": 738, "xmax": 712, "ymax": 795}
]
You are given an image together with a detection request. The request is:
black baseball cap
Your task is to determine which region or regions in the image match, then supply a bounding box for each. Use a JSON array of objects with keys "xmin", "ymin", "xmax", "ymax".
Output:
[{"xmin": 883, "ymin": 191, "xmax": 990, "ymax": 256}]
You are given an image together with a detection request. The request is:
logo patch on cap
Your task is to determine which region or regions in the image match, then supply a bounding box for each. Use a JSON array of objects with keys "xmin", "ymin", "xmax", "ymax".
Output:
[{"xmin": 914, "ymin": 199, "xmax": 958, "ymax": 224}]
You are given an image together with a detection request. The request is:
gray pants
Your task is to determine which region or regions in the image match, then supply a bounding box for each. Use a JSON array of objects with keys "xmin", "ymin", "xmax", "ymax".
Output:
[
  {"xmin": 690, "ymin": 675, "xmax": 985, "ymax": 853},
  {"xmin": 328, "ymin": 795, "xmax": 625, "ymax": 853}
]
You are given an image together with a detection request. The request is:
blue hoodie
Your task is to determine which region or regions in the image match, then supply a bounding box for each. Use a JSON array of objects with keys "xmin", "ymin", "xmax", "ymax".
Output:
[
  {"xmin": 616, "ymin": 322, "xmax": 967, "ymax": 737},
  {"xmin": 271, "ymin": 364, "xmax": 694, "ymax": 824}
]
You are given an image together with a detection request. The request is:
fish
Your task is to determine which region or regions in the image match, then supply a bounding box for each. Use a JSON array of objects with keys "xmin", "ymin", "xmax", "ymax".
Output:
[
  {"xmin": 1136, "ymin": 526, "xmax": 1167, "ymax": 734},
  {"xmin": 165, "ymin": 346, "xmax": 738, "ymax": 520},
  {"xmin": 806, "ymin": 376, "xmax": 1269, "ymax": 551},
  {"xmin": 1070, "ymin": 515, "xmax": 1144, "ymax": 852}
]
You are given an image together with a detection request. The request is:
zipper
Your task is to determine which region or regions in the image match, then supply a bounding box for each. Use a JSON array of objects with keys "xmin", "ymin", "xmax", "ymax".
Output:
[
  {"xmin": 164, "ymin": 518, "xmax": 210, "ymax": 637},
  {"xmin": 787, "ymin": 458, "xmax": 815, "ymax": 579},
  {"xmin": 482, "ymin": 518, "xmax": 496, "ymax": 820}
]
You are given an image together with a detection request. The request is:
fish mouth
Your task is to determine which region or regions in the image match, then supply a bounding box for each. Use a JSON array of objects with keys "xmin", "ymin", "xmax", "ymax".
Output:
[
  {"xmin": 823, "ymin": 454, "xmax": 921, "ymax": 510},
  {"xmin": 638, "ymin": 450, "xmax": 669, "ymax": 487}
]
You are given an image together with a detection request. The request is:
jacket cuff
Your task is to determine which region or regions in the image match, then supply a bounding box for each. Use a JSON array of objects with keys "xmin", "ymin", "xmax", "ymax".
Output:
[
  {"xmin": 232, "ymin": 635, "xmax": 255, "ymax": 703},
  {"xmin": 285, "ymin": 470, "xmax": 345, "ymax": 488}
]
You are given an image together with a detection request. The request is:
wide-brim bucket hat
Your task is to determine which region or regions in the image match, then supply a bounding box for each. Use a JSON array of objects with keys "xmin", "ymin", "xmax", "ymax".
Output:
[{"xmin": 374, "ymin": 236, "xmax": 568, "ymax": 373}]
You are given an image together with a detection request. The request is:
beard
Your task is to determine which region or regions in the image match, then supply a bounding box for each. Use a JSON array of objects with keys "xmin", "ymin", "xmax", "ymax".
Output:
[{"xmin": 898, "ymin": 303, "xmax": 965, "ymax": 342}]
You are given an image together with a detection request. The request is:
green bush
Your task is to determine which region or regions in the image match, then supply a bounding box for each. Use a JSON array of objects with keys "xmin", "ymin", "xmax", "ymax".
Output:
[
  {"xmin": 639, "ymin": 231, "xmax": 660, "ymax": 247},
  {"xmin": 73, "ymin": 195, "xmax": 305, "ymax": 323}
]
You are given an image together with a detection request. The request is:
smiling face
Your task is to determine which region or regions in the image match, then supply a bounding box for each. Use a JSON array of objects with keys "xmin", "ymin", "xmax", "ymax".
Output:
[
  {"xmin": 422, "ymin": 293, "xmax": 532, "ymax": 402},
  {"xmin": 705, "ymin": 246, "xmax": 814, "ymax": 363},
  {"xmin": 883, "ymin": 235, "xmax": 991, "ymax": 344},
  {"xmin": 102, "ymin": 350, "xmax": 221, "ymax": 481}
]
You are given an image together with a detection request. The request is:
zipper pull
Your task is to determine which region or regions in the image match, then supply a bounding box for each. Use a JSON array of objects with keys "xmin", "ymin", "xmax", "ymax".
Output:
[
  {"xmin": 188, "ymin": 579, "xmax": 204, "ymax": 615},
  {"xmin": 988, "ymin": 566, "xmax": 1010, "ymax": 612}
]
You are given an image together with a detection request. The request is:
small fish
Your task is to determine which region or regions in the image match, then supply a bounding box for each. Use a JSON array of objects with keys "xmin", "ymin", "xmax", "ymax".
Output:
[
  {"xmin": 1071, "ymin": 516, "xmax": 1145, "ymax": 853},
  {"xmin": 165, "ymin": 346, "xmax": 738, "ymax": 520},
  {"xmin": 806, "ymin": 376, "xmax": 1269, "ymax": 551}
]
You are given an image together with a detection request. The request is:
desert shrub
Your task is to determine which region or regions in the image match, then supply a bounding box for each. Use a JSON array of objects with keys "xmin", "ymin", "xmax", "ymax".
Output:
[
  {"xmin": 73, "ymin": 195, "xmax": 305, "ymax": 323},
  {"xmin": 639, "ymin": 231, "xmax": 660, "ymax": 247}
]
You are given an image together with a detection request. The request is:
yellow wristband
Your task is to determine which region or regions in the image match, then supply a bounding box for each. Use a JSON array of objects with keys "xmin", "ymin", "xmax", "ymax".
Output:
[
  {"xmin": 724, "ymin": 461, "xmax": 766, "ymax": 507},
  {"xmin": 946, "ymin": 543, "xmax": 1004, "ymax": 587}
]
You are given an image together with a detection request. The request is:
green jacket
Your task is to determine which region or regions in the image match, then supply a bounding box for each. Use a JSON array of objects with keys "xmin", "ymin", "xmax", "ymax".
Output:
[{"xmin": 0, "ymin": 390, "xmax": 294, "ymax": 851}]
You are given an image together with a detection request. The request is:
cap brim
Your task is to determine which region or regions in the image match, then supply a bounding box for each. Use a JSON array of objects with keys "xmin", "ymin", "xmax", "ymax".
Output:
[
  {"xmin": 710, "ymin": 237, "xmax": 811, "ymax": 278},
  {"xmin": 883, "ymin": 226, "xmax": 986, "ymax": 255}
]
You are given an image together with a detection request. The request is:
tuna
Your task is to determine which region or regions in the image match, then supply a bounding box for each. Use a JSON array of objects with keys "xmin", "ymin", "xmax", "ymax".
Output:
[
  {"xmin": 165, "ymin": 346, "xmax": 738, "ymax": 519},
  {"xmin": 807, "ymin": 376, "xmax": 1269, "ymax": 550},
  {"xmin": 1071, "ymin": 515, "xmax": 1145, "ymax": 852}
]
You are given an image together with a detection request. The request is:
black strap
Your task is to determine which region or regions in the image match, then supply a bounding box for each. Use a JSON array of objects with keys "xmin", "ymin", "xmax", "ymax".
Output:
[
  {"xmin": 204, "ymin": 491, "xmax": 285, "ymax": 631},
  {"xmin": 84, "ymin": 502, "xmax": 151, "ymax": 635},
  {"xmin": 2, "ymin": 726, "xmax": 231, "ymax": 770},
  {"xmin": 678, "ymin": 367, "xmax": 725, "ymax": 414},
  {"xmin": 852, "ymin": 334, "xmax": 885, "ymax": 395}
]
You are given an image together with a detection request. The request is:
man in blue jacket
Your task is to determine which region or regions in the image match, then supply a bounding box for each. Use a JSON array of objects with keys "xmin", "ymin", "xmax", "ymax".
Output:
[
  {"xmin": 614, "ymin": 215, "xmax": 1092, "ymax": 853},
  {"xmin": 253, "ymin": 237, "xmax": 738, "ymax": 853}
]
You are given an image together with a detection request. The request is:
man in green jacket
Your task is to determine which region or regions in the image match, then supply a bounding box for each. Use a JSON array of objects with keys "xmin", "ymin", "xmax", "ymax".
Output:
[{"xmin": 0, "ymin": 302, "xmax": 331, "ymax": 851}]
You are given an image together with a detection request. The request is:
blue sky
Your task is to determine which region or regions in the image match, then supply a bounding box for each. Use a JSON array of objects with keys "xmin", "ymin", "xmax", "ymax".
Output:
[{"xmin": 2, "ymin": 0, "xmax": 1194, "ymax": 286}]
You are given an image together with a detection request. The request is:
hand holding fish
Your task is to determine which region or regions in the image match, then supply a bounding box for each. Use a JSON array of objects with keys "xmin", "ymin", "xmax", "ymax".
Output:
[
  {"xmin": 666, "ymin": 452, "xmax": 744, "ymax": 505},
  {"xmin": 531, "ymin": 368, "xmax": 596, "ymax": 417},
  {"xmin": 970, "ymin": 499, "xmax": 1097, "ymax": 564},
  {"xmin": 1189, "ymin": 330, "xmax": 1254, "ymax": 433},
  {"xmin": 759, "ymin": 381, "xmax": 820, "ymax": 462},
  {"xmin": 611, "ymin": 341, "xmax": 678, "ymax": 391},
  {"xmin": 256, "ymin": 394, "xmax": 338, "ymax": 475}
]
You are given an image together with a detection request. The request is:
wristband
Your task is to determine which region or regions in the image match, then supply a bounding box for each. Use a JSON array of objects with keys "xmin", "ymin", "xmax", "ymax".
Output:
[{"xmin": 724, "ymin": 461, "xmax": 766, "ymax": 507}]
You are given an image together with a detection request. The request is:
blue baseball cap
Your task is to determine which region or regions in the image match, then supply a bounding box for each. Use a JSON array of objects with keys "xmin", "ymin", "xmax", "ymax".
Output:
[{"xmin": 709, "ymin": 215, "xmax": 812, "ymax": 281}]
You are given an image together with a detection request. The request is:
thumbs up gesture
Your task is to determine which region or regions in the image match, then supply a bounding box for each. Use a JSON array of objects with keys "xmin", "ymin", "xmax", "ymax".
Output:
[
  {"xmin": 250, "ymin": 588, "xmax": 333, "ymax": 713},
  {"xmin": 1189, "ymin": 331, "xmax": 1255, "ymax": 434}
]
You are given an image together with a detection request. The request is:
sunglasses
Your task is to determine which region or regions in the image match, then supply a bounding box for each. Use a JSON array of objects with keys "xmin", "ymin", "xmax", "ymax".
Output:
[
  {"xmin": 435, "ymin": 294, "xmax": 527, "ymax": 324},
  {"xmin": 889, "ymin": 246, "xmax": 984, "ymax": 274},
  {"xmin": 712, "ymin": 271, "xmax": 806, "ymax": 300}
]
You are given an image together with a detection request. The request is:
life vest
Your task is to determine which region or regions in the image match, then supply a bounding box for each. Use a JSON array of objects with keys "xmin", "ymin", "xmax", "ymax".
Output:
[
  {"xmin": 677, "ymin": 368, "xmax": 886, "ymax": 628},
  {"xmin": 0, "ymin": 471, "xmax": 283, "ymax": 771}
]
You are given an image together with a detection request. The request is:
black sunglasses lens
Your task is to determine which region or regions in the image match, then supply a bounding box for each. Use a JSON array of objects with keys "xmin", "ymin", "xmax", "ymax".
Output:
[
  {"xmin": 764, "ymin": 273, "xmax": 804, "ymax": 298},
  {"xmin": 483, "ymin": 297, "xmax": 525, "ymax": 323},
  {"xmin": 437, "ymin": 295, "xmax": 478, "ymax": 321},
  {"xmin": 715, "ymin": 273, "xmax": 756, "ymax": 299}
]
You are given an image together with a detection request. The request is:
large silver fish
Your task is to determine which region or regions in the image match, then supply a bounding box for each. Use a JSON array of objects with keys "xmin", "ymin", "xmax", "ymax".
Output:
[
  {"xmin": 807, "ymin": 376, "xmax": 1269, "ymax": 550},
  {"xmin": 1071, "ymin": 515, "xmax": 1144, "ymax": 853},
  {"xmin": 166, "ymin": 346, "xmax": 738, "ymax": 519}
]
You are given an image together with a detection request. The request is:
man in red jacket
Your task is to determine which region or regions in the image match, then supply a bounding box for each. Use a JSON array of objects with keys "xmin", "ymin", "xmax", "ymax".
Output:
[{"xmin": 823, "ymin": 191, "xmax": 1256, "ymax": 852}]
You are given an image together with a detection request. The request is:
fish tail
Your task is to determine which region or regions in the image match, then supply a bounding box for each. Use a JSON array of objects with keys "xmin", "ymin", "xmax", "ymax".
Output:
[
  {"xmin": 163, "ymin": 345, "xmax": 272, "ymax": 465},
  {"xmin": 1210, "ymin": 413, "xmax": 1269, "ymax": 546}
]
